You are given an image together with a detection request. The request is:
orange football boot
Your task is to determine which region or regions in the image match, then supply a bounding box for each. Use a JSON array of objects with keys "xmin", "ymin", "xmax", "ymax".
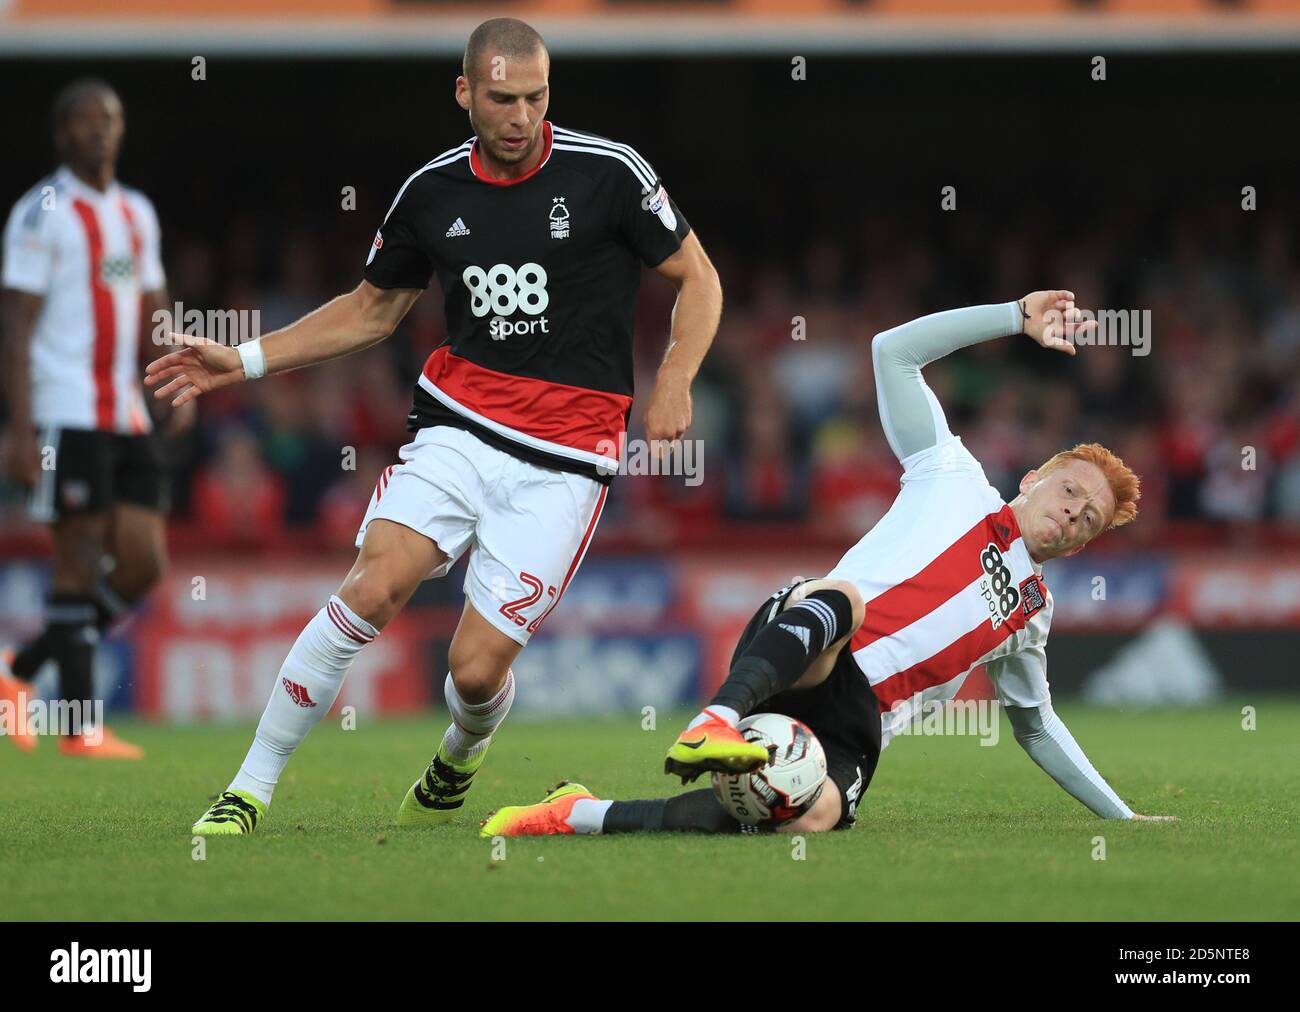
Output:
[
  {"xmin": 479, "ymin": 782, "xmax": 596, "ymax": 837},
  {"xmin": 59, "ymin": 725, "xmax": 145, "ymax": 760},
  {"xmin": 0, "ymin": 662, "xmax": 38, "ymax": 752}
]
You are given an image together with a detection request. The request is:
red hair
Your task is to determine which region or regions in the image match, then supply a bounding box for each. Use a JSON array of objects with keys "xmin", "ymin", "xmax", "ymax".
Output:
[{"xmin": 1037, "ymin": 443, "xmax": 1140, "ymax": 531}]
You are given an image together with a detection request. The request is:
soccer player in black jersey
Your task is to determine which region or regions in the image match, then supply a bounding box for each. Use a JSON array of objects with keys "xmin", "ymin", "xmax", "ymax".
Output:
[{"xmin": 147, "ymin": 17, "xmax": 724, "ymax": 836}]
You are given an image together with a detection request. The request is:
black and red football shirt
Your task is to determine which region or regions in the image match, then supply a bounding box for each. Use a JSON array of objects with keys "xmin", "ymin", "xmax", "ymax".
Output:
[{"xmin": 363, "ymin": 121, "xmax": 692, "ymax": 482}]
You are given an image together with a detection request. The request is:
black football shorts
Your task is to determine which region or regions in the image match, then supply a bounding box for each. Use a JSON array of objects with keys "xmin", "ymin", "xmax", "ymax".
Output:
[
  {"xmin": 28, "ymin": 427, "xmax": 169, "ymax": 523},
  {"xmin": 730, "ymin": 582, "xmax": 882, "ymax": 829}
]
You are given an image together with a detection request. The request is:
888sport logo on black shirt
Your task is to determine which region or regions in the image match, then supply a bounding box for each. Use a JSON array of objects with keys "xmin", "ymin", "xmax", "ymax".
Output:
[{"xmin": 463, "ymin": 262, "xmax": 551, "ymax": 340}]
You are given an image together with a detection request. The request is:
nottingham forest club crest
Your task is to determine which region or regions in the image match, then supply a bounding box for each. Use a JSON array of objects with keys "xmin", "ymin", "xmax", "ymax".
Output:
[{"xmin": 549, "ymin": 197, "xmax": 569, "ymax": 239}]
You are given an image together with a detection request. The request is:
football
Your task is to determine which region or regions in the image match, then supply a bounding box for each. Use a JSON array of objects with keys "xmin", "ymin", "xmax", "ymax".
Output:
[{"xmin": 711, "ymin": 713, "xmax": 828, "ymax": 826}]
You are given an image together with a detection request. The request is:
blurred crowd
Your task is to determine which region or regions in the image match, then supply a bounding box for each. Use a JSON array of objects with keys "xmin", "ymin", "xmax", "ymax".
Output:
[{"xmin": 5, "ymin": 202, "xmax": 1300, "ymax": 550}]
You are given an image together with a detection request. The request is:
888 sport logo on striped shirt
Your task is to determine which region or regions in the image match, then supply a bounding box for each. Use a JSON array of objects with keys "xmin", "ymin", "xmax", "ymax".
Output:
[
  {"xmin": 100, "ymin": 253, "xmax": 137, "ymax": 285},
  {"xmin": 978, "ymin": 542, "xmax": 1020, "ymax": 631}
]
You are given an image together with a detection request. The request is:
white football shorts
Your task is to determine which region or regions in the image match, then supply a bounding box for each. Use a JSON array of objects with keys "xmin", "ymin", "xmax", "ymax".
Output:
[{"xmin": 356, "ymin": 425, "xmax": 608, "ymax": 645}]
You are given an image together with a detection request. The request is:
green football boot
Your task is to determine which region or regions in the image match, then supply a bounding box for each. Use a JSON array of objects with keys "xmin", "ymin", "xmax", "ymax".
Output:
[
  {"xmin": 396, "ymin": 742, "xmax": 488, "ymax": 827},
  {"xmin": 191, "ymin": 790, "xmax": 267, "ymax": 836}
]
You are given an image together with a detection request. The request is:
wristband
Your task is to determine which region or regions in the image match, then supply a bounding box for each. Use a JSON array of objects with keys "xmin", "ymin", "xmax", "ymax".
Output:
[{"xmin": 237, "ymin": 338, "xmax": 267, "ymax": 381}]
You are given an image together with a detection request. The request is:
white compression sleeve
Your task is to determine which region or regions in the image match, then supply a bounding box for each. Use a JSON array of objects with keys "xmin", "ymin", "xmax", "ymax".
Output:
[
  {"xmin": 871, "ymin": 301, "xmax": 1023, "ymax": 460},
  {"xmin": 1005, "ymin": 704, "xmax": 1134, "ymax": 820}
]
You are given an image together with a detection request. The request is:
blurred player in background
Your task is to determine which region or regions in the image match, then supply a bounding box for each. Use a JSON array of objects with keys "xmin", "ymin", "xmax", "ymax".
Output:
[
  {"xmin": 1, "ymin": 78, "xmax": 191, "ymax": 758},
  {"xmin": 484, "ymin": 291, "xmax": 1177, "ymax": 838},
  {"xmin": 148, "ymin": 17, "xmax": 722, "ymax": 835}
]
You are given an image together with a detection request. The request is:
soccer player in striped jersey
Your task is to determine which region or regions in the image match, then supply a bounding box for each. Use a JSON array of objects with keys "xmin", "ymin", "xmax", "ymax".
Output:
[
  {"xmin": 1, "ymin": 79, "xmax": 191, "ymax": 758},
  {"xmin": 149, "ymin": 18, "xmax": 723, "ymax": 835},
  {"xmin": 483, "ymin": 291, "xmax": 1177, "ymax": 838}
]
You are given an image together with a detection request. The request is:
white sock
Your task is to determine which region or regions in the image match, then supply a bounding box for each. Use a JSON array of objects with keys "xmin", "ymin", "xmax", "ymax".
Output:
[
  {"xmin": 441, "ymin": 668, "xmax": 515, "ymax": 762},
  {"xmin": 229, "ymin": 595, "xmax": 377, "ymax": 805},
  {"xmin": 687, "ymin": 704, "xmax": 740, "ymax": 730},
  {"xmin": 567, "ymin": 798, "xmax": 613, "ymax": 835}
]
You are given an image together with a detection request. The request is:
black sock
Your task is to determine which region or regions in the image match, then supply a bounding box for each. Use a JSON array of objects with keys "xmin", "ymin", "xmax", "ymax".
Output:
[
  {"xmin": 603, "ymin": 790, "xmax": 744, "ymax": 835},
  {"xmin": 10, "ymin": 630, "xmax": 50, "ymax": 682},
  {"xmin": 11, "ymin": 580, "xmax": 129, "ymax": 681},
  {"xmin": 710, "ymin": 588, "xmax": 856, "ymax": 717},
  {"xmin": 92, "ymin": 577, "xmax": 131, "ymax": 630},
  {"xmin": 601, "ymin": 799, "xmax": 668, "ymax": 833},
  {"xmin": 45, "ymin": 593, "xmax": 98, "ymax": 735}
]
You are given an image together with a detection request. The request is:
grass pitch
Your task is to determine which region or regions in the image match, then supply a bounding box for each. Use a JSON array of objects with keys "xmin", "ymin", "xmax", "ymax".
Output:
[{"xmin": 2, "ymin": 700, "xmax": 1297, "ymax": 921}]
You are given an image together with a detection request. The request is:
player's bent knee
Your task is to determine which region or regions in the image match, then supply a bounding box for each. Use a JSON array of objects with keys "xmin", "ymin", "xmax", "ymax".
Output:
[
  {"xmin": 787, "ymin": 578, "xmax": 865, "ymax": 633},
  {"xmin": 447, "ymin": 664, "xmax": 509, "ymax": 705},
  {"xmin": 336, "ymin": 569, "xmax": 408, "ymax": 630},
  {"xmin": 447, "ymin": 646, "xmax": 512, "ymax": 704},
  {"xmin": 447, "ymin": 605, "xmax": 522, "ymax": 703},
  {"xmin": 117, "ymin": 553, "xmax": 164, "ymax": 597},
  {"xmin": 138, "ymin": 557, "xmax": 164, "ymax": 590},
  {"xmin": 825, "ymin": 579, "xmax": 866, "ymax": 630},
  {"xmin": 778, "ymin": 780, "xmax": 843, "ymax": 834}
]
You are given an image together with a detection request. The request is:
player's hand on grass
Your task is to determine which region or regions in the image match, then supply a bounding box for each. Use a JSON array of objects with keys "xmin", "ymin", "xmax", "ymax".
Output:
[
  {"xmin": 1130, "ymin": 813, "xmax": 1179, "ymax": 821},
  {"xmin": 1018, "ymin": 290, "xmax": 1096, "ymax": 356},
  {"xmin": 644, "ymin": 367, "xmax": 693, "ymax": 457},
  {"xmin": 2, "ymin": 425, "xmax": 42, "ymax": 488},
  {"xmin": 145, "ymin": 333, "xmax": 247, "ymax": 407}
]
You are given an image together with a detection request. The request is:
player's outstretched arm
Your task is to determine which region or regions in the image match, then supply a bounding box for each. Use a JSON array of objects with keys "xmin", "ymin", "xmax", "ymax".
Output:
[
  {"xmin": 989, "ymin": 647, "xmax": 1175, "ymax": 821},
  {"xmin": 1004, "ymin": 703, "xmax": 1176, "ymax": 821},
  {"xmin": 872, "ymin": 290, "xmax": 1094, "ymax": 462},
  {"xmin": 1004, "ymin": 702, "xmax": 1133, "ymax": 819},
  {"xmin": 145, "ymin": 281, "xmax": 421, "ymax": 407}
]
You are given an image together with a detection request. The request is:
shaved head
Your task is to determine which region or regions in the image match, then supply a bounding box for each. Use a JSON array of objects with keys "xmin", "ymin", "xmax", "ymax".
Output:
[
  {"xmin": 462, "ymin": 17, "xmax": 548, "ymax": 83},
  {"xmin": 456, "ymin": 17, "xmax": 551, "ymax": 178}
]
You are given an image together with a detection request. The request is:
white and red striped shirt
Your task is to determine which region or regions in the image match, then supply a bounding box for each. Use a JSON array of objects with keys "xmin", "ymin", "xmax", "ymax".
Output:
[
  {"xmin": 826, "ymin": 301, "xmax": 1132, "ymax": 819},
  {"xmin": 828, "ymin": 433, "xmax": 1053, "ymax": 745},
  {"xmin": 829, "ymin": 301, "xmax": 1062, "ymax": 749},
  {"xmin": 2, "ymin": 166, "xmax": 165, "ymax": 433}
]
